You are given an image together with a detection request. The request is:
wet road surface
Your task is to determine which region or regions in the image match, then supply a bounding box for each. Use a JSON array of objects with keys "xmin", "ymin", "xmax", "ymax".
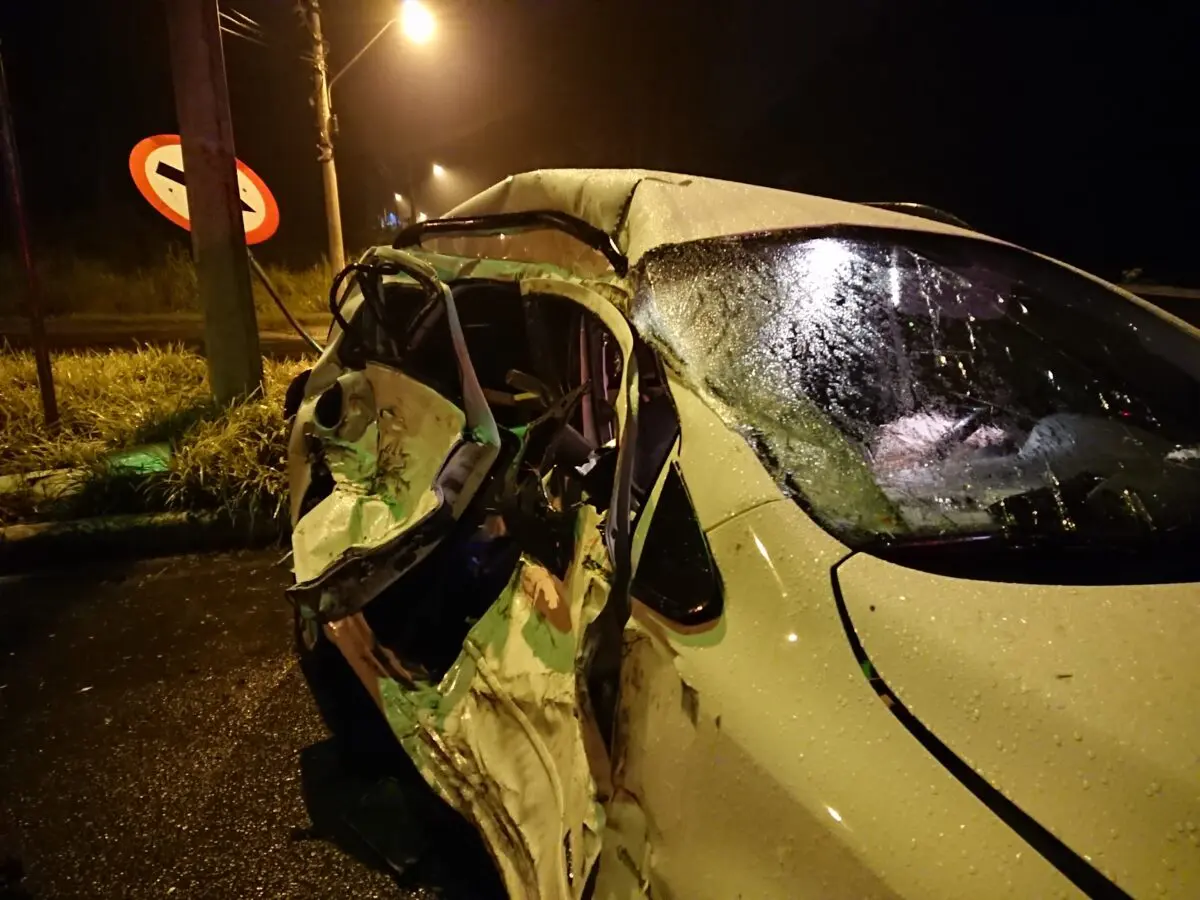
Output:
[{"xmin": 0, "ymin": 551, "xmax": 503, "ymax": 899}]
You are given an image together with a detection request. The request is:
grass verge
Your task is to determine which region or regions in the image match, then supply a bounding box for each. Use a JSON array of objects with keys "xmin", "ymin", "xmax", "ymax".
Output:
[
  {"xmin": 0, "ymin": 345, "xmax": 307, "ymax": 527},
  {"xmin": 0, "ymin": 247, "xmax": 331, "ymax": 321}
]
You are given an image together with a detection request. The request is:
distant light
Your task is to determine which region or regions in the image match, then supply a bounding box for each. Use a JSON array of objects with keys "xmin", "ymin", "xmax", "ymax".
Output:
[
  {"xmin": 416, "ymin": 211, "xmax": 428, "ymax": 222},
  {"xmin": 826, "ymin": 806, "xmax": 843, "ymax": 823},
  {"xmin": 431, "ymin": 162, "xmax": 446, "ymax": 178},
  {"xmin": 394, "ymin": 192, "xmax": 404, "ymax": 203},
  {"xmin": 786, "ymin": 633, "xmax": 798, "ymax": 643},
  {"xmin": 399, "ymin": 0, "xmax": 435, "ymax": 44}
]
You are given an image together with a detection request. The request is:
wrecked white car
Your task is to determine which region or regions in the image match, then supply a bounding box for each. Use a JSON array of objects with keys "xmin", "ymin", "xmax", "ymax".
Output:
[{"xmin": 286, "ymin": 170, "xmax": 1200, "ymax": 899}]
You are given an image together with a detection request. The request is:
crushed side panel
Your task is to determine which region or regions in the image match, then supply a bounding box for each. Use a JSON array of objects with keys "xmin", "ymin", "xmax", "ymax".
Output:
[
  {"xmin": 377, "ymin": 505, "xmax": 614, "ymax": 900},
  {"xmin": 291, "ymin": 364, "xmax": 466, "ymax": 584}
]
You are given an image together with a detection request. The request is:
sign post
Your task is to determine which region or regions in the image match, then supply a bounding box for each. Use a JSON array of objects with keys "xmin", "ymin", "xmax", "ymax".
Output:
[{"xmin": 164, "ymin": 0, "xmax": 262, "ymax": 403}]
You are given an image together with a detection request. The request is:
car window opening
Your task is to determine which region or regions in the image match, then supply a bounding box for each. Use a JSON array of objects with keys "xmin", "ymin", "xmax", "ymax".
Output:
[{"xmin": 343, "ymin": 284, "xmax": 627, "ymax": 681}]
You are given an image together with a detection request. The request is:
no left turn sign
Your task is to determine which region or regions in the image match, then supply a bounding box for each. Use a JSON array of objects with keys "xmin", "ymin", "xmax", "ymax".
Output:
[{"xmin": 128, "ymin": 134, "xmax": 280, "ymax": 244}]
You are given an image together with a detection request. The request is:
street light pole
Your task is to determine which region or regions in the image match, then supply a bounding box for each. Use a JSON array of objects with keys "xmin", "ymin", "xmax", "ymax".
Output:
[
  {"xmin": 302, "ymin": 0, "xmax": 345, "ymax": 274},
  {"xmin": 301, "ymin": 1, "xmax": 435, "ymax": 274}
]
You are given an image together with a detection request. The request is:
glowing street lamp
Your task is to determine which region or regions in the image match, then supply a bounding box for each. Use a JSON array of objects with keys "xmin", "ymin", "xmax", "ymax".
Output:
[
  {"xmin": 431, "ymin": 162, "xmax": 446, "ymax": 178},
  {"xmin": 400, "ymin": 0, "xmax": 436, "ymax": 44}
]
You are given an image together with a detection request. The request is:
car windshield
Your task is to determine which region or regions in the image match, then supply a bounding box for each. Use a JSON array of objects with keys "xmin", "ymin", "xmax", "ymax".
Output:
[{"xmin": 633, "ymin": 227, "xmax": 1200, "ymax": 549}]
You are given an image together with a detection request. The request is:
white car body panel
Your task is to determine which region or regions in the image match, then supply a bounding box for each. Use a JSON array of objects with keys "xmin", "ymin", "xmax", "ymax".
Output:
[
  {"xmin": 663, "ymin": 380, "xmax": 784, "ymax": 530},
  {"xmin": 605, "ymin": 446, "xmax": 1084, "ymax": 898},
  {"xmin": 838, "ymin": 553, "xmax": 1200, "ymax": 897}
]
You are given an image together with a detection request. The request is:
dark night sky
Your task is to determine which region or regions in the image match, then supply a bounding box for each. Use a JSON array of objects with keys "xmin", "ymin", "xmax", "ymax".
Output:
[{"xmin": 0, "ymin": 1, "xmax": 1196, "ymax": 280}]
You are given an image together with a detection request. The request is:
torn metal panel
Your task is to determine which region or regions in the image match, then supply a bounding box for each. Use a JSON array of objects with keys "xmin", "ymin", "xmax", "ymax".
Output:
[
  {"xmin": 291, "ymin": 365, "xmax": 466, "ymax": 584},
  {"xmin": 289, "ymin": 250, "xmax": 647, "ymax": 895},
  {"xmin": 326, "ymin": 612, "xmax": 425, "ymax": 696},
  {"xmin": 589, "ymin": 789, "xmax": 658, "ymax": 900},
  {"xmin": 362, "ymin": 505, "xmax": 616, "ymax": 900},
  {"xmin": 290, "ymin": 248, "xmax": 507, "ymax": 620}
]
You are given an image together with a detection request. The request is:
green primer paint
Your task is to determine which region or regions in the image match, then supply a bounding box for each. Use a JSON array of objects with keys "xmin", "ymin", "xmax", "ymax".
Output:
[
  {"xmin": 466, "ymin": 572, "xmax": 519, "ymax": 658},
  {"xmin": 520, "ymin": 608, "xmax": 576, "ymax": 674},
  {"xmin": 326, "ymin": 423, "xmax": 380, "ymax": 483},
  {"xmin": 659, "ymin": 609, "xmax": 728, "ymax": 649},
  {"xmin": 379, "ymin": 677, "xmax": 442, "ymax": 757}
]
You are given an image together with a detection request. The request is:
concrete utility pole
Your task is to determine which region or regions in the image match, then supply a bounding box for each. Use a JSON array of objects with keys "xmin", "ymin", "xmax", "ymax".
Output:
[
  {"xmin": 0, "ymin": 40, "xmax": 58, "ymax": 428},
  {"xmin": 302, "ymin": 0, "xmax": 345, "ymax": 274},
  {"xmin": 165, "ymin": 0, "xmax": 263, "ymax": 403}
]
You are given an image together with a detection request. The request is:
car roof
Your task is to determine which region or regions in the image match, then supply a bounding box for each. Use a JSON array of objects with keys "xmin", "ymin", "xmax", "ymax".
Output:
[{"xmin": 445, "ymin": 169, "xmax": 1000, "ymax": 266}]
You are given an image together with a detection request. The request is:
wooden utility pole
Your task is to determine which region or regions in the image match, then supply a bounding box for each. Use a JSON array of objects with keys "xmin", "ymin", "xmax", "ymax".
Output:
[
  {"xmin": 302, "ymin": 0, "xmax": 345, "ymax": 274},
  {"xmin": 165, "ymin": 0, "xmax": 262, "ymax": 403},
  {"xmin": 0, "ymin": 40, "xmax": 58, "ymax": 427}
]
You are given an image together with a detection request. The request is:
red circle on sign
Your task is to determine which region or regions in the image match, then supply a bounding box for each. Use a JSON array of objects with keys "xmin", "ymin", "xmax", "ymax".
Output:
[{"xmin": 128, "ymin": 134, "xmax": 280, "ymax": 245}]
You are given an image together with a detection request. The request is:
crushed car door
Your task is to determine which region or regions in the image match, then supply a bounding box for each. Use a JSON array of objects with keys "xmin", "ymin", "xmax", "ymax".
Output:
[
  {"xmin": 318, "ymin": 271, "xmax": 642, "ymax": 900},
  {"xmin": 288, "ymin": 248, "xmax": 503, "ymax": 625}
]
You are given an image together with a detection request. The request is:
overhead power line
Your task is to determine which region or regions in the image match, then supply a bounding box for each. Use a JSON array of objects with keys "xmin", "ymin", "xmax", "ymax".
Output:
[{"xmin": 224, "ymin": 6, "xmax": 264, "ymax": 33}]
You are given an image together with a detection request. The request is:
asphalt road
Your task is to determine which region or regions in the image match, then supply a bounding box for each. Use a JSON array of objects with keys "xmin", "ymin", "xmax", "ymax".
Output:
[{"xmin": 0, "ymin": 551, "xmax": 504, "ymax": 899}]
